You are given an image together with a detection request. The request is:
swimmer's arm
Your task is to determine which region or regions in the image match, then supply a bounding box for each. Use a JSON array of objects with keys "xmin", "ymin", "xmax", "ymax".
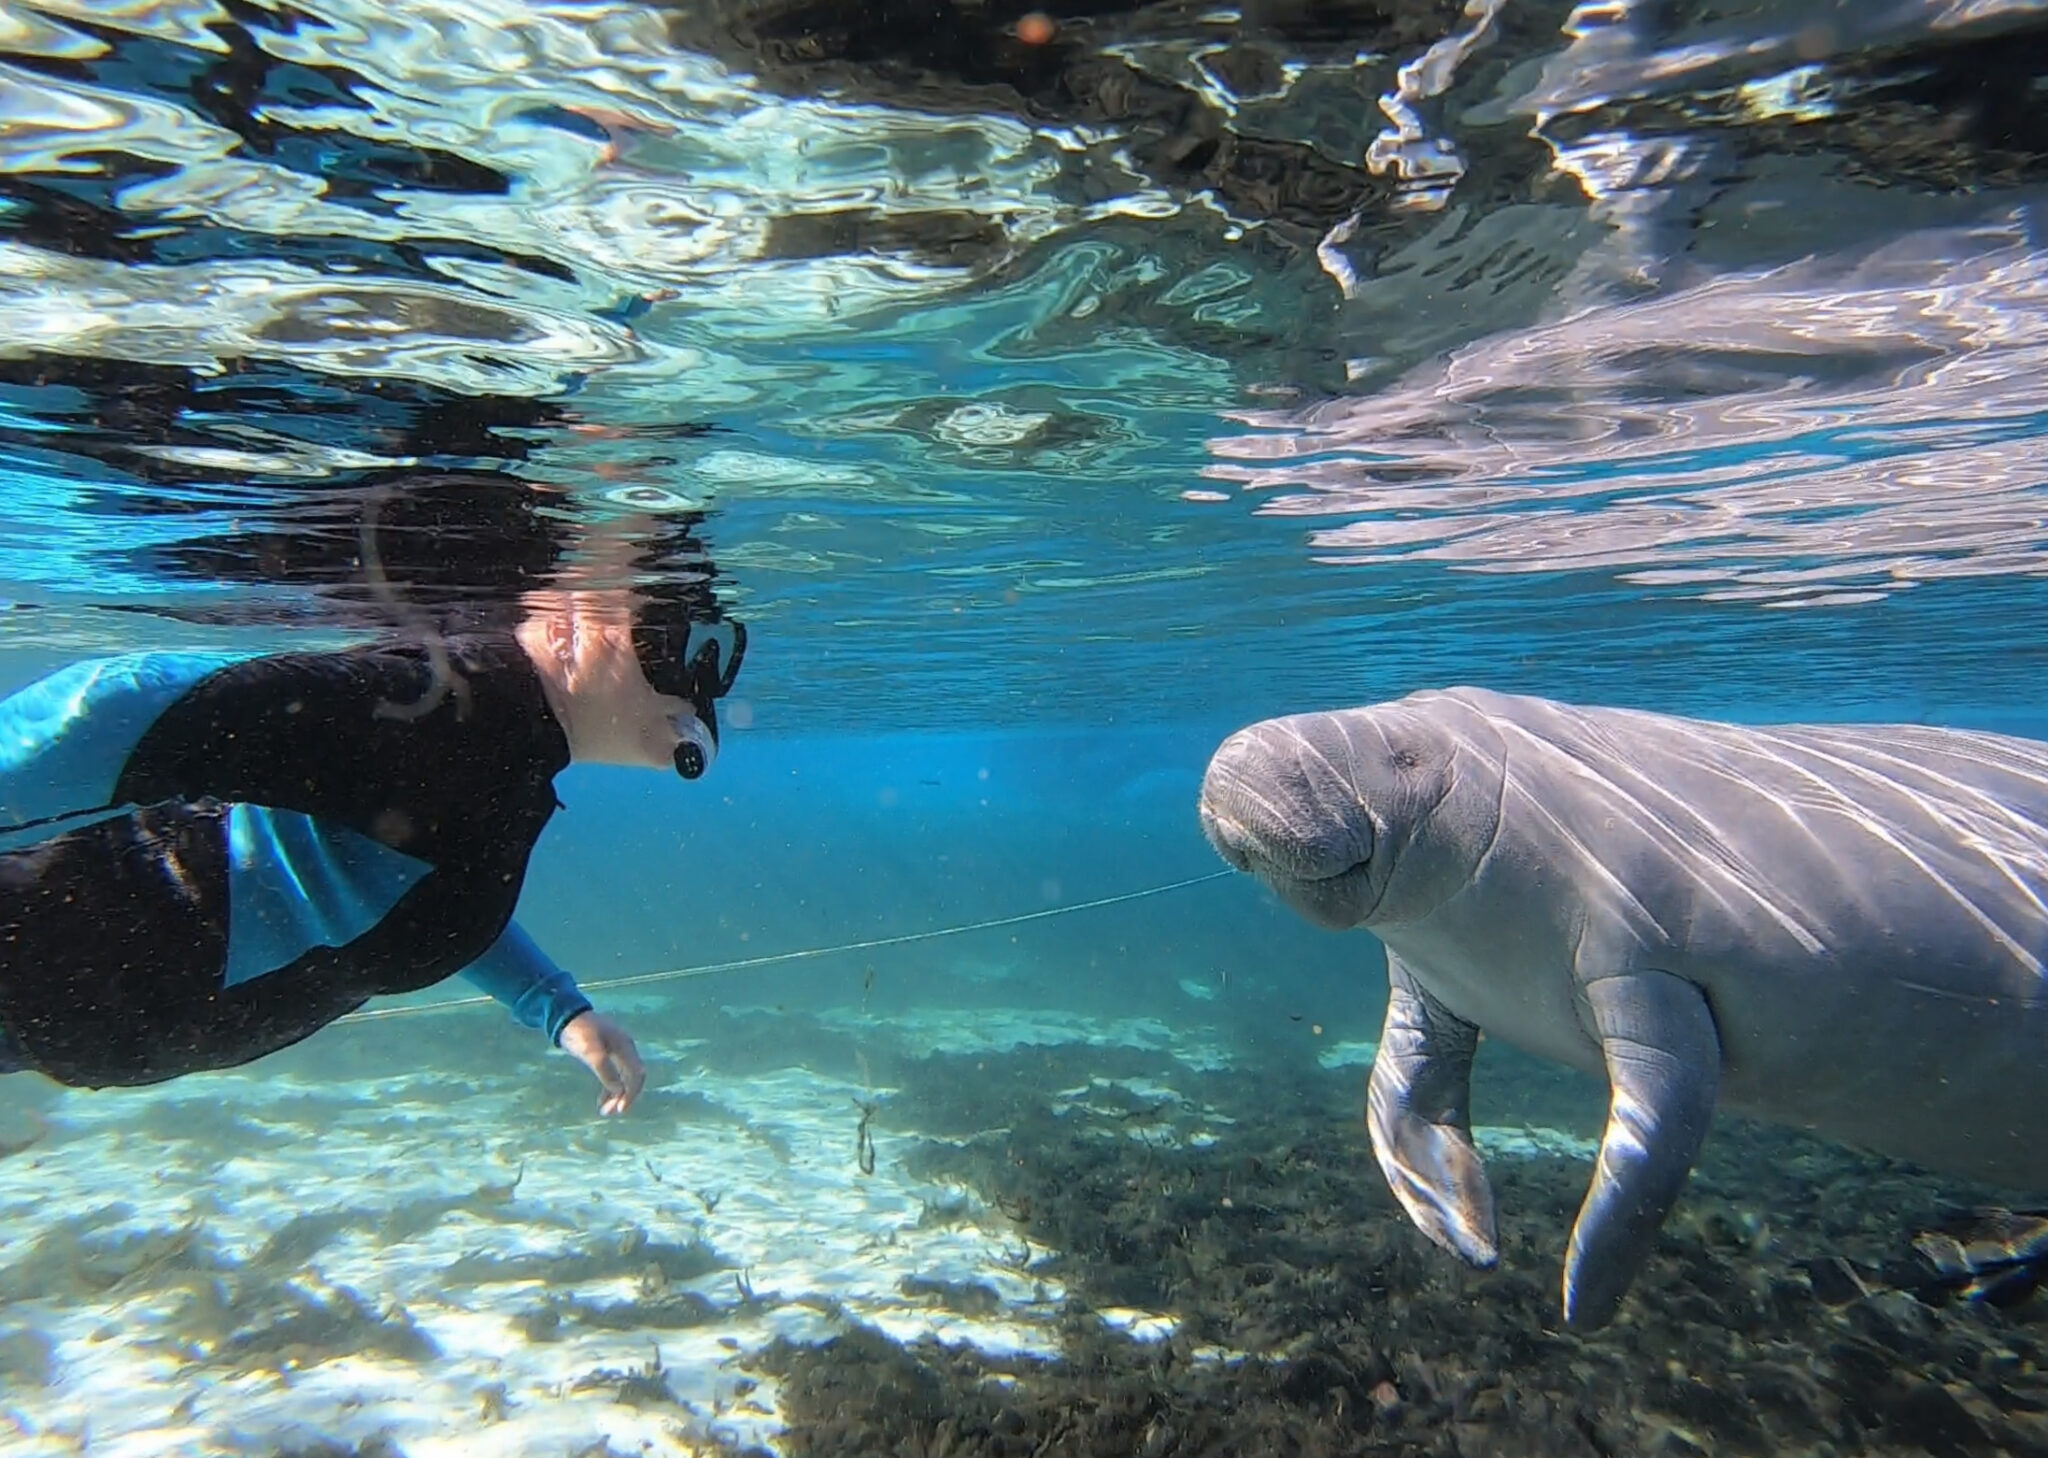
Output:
[
  {"xmin": 460, "ymin": 923, "xmax": 646, "ymax": 1116},
  {"xmin": 458, "ymin": 921, "xmax": 594, "ymax": 1043}
]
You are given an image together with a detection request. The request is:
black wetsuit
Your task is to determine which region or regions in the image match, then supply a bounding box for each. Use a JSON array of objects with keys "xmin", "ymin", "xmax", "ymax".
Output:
[{"xmin": 0, "ymin": 633, "xmax": 592, "ymax": 1088}]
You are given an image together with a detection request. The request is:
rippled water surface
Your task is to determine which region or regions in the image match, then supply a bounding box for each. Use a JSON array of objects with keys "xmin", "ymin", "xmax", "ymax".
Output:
[{"xmin": 6, "ymin": 0, "xmax": 2048, "ymax": 726}]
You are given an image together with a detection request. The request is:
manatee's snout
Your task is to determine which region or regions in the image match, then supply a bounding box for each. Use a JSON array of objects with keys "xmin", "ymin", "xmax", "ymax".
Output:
[{"xmin": 1199, "ymin": 717, "xmax": 1377, "ymax": 900}]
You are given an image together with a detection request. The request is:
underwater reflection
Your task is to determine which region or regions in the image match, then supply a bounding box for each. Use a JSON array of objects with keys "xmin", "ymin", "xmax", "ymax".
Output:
[{"xmin": 1210, "ymin": 218, "xmax": 2048, "ymax": 608}]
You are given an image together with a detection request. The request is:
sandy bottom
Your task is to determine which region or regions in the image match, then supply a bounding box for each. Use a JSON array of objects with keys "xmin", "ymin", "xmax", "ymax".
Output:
[
  {"xmin": 0, "ymin": 993, "xmax": 1577, "ymax": 1458},
  {"xmin": 0, "ymin": 990, "xmax": 2040, "ymax": 1458}
]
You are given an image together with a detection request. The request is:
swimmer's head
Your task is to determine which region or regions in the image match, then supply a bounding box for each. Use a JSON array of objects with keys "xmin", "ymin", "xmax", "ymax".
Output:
[
  {"xmin": 516, "ymin": 588, "xmax": 744, "ymax": 776},
  {"xmin": 514, "ymin": 509, "xmax": 744, "ymax": 777}
]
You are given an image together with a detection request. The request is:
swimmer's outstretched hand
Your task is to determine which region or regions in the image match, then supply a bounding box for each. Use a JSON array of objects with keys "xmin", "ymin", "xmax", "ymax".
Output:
[{"xmin": 559, "ymin": 1011, "xmax": 646, "ymax": 1116}]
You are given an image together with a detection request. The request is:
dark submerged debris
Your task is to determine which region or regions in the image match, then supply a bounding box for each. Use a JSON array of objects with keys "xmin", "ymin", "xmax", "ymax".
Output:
[
  {"xmin": 475, "ymin": 1162, "xmax": 526, "ymax": 1203},
  {"xmin": 569, "ymin": 1342, "xmax": 679, "ymax": 1408},
  {"xmin": 1805, "ymin": 1207, "xmax": 2048, "ymax": 1314},
  {"xmin": 854, "ymin": 1097, "xmax": 879, "ymax": 1176},
  {"xmin": 1910, "ymin": 1208, "xmax": 2048, "ymax": 1308},
  {"xmin": 515, "ymin": 1305, "xmax": 564, "ymax": 1344}
]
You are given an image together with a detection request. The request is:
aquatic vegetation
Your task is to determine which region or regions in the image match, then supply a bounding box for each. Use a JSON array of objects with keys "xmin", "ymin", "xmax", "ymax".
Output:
[
  {"xmin": 122, "ymin": 1096, "xmax": 295, "ymax": 1150},
  {"xmin": 0, "ymin": 1108, "xmax": 45, "ymax": 1159},
  {"xmin": 441, "ymin": 1226, "xmax": 730, "ymax": 1288},
  {"xmin": 650, "ymin": 1084, "xmax": 797, "ymax": 1163},
  {"xmin": 876, "ymin": 1036, "xmax": 2048, "ymax": 1456},
  {"xmin": 0, "ymin": 1210, "xmax": 231, "ymax": 1304},
  {"xmin": 568, "ymin": 1440, "xmax": 657, "ymax": 1458},
  {"xmin": 853, "ymin": 1096, "xmax": 880, "ymax": 1176},
  {"xmin": 255, "ymin": 1210, "xmax": 374, "ymax": 1271},
  {"xmin": 0, "ymin": 1324, "xmax": 53, "ymax": 1386},
  {"xmin": 896, "ymin": 1274, "xmax": 1003, "ymax": 1318},
  {"xmin": 272, "ymin": 1438, "xmax": 410, "ymax": 1458},
  {"xmin": 550, "ymin": 1289, "xmax": 727, "ymax": 1331},
  {"xmin": 912, "ymin": 1192, "xmax": 979, "ymax": 1231},
  {"xmin": 203, "ymin": 1278, "xmax": 440, "ymax": 1376},
  {"xmin": 476, "ymin": 1381, "xmax": 513, "ymax": 1423},
  {"xmin": 245, "ymin": 1179, "xmax": 541, "ymax": 1272}
]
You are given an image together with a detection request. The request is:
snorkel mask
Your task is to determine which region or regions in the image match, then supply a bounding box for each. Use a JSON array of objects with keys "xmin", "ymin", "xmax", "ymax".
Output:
[{"xmin": 631, "ymin": 615, "xmax": 747, "ymax": 780}]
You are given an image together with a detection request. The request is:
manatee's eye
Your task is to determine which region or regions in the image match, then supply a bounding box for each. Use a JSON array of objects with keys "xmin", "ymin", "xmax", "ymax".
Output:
[{"xmin": 1392, "ymin": 748, "xmax": 1420, "ymax": 770}]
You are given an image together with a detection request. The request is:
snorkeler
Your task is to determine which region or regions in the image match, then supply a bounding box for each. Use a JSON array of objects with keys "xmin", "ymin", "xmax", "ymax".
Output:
[{"xmin": 0, "ymin": 586, "xmax": 745, "ymax": 1111}]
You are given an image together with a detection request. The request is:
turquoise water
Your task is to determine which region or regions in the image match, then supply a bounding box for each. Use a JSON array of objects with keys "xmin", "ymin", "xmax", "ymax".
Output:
[{"xmin": 5, "ymin": 1, "xmax": 2048, "ymax": 1453}]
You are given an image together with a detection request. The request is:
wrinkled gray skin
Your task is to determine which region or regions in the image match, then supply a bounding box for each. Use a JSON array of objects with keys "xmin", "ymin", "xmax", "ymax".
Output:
[{"xmin": 1198, "ymin": 686, "xmax": 2048, "ymax": 1328}]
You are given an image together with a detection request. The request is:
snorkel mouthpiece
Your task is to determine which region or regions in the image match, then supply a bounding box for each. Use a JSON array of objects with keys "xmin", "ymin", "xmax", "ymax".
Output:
[
  {"xmin": 672, "ymin": 712, "xmax": 717, "ymax": 780},
  {"xmin": 633, "ymin": 606, "xmax": 745, "ymax": 782}
]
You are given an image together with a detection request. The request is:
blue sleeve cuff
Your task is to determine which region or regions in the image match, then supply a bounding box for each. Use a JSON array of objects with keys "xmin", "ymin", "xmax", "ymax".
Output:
[{"xmin": 458, "ymin": 921, "xmax": 593, "ymax": 1045}]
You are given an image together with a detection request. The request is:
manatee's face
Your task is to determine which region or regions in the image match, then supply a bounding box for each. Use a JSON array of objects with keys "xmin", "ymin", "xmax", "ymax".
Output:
[{"xmin": 1198, "ymin": 706, "xmax": 1466, "ymax": 929}]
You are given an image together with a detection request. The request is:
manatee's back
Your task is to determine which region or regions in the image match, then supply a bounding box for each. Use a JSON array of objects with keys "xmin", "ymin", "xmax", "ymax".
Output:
[
  {"xmin": 1417, "ymin": 687, "xmax": 2048, "ymax": 1185},
  {"xmin": 1421, "ymin": 686, "xmax": 2048, "ymax": 970}
]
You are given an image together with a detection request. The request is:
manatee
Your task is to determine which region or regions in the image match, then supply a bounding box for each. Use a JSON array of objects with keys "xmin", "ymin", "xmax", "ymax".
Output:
[{"xmin": 1197, "ymin": 686, "xmax": 2048, "ymax": 1327}]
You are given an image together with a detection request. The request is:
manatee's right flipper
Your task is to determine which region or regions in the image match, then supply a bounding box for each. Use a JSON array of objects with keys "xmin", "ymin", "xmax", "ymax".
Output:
[
  {"xmin": 1367, "ymin": 955, "xmax": 1498, "ymax": 1267},
  {"xmin": 1563, "ymin": 969, "xmax": 1721, "ymax": 1329}
]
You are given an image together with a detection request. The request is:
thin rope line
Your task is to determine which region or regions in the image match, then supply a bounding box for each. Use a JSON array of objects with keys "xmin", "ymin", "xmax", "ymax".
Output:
[{"xmin": 339, "ymin": 868, "xmax": 1233, "ymax": 1025}]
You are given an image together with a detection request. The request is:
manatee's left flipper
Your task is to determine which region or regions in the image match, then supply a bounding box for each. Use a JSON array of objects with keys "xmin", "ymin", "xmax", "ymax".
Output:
[
  {"xmin": 1564, "ymin": 969, "xmax": 1722, "ymax": 1329},
  {"xmin": 1368, "ymin": 955, "xmax": 1498, "ymax": 1267}
]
